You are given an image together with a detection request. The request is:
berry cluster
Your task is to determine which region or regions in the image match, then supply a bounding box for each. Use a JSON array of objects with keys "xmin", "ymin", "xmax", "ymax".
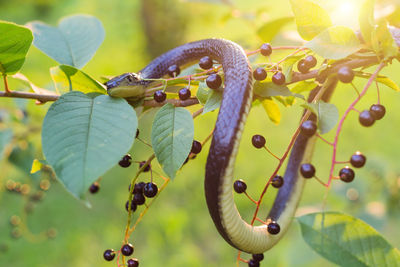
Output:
[
  {"xmin": 104, "ymin": 244, "xmax": 139, "ymax": 266},
  {"xmin": 248, "ymin": 253, "xmax": 265, "ymax": 267},
  {"xmin": 297, "ymin": 55, "xmax": 317, "ymax": 74}
]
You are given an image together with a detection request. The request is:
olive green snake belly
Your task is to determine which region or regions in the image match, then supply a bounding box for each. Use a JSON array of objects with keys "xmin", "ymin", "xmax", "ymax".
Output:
[{"xmin": 106, "ymin": 38, "xmax": 327, "ymax": 254}]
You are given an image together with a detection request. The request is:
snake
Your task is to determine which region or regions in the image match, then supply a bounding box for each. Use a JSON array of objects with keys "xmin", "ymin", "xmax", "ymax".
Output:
[{"xmin": 106, "ymin": 38, "xmax": 331, "ymax": 254}]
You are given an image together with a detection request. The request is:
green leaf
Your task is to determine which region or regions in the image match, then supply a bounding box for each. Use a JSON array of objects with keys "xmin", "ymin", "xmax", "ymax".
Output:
[
  {"xmin": 358, "ymin": 0, "xmax": 375, "ymax": 46},
  {"xmin": 282, "ymin": 55, "xmax": 304, "ymax": 82},
  {"xmin": 298, "ymin": 212, "xmax": 400, "ymax": 267},
  {"xmin": 291, "ymin": 80, "xmax": 317, "ymax": 94},
  {"xmin": 196, "ymin": 82, "xmax": 211, "ymax": 105},
  {"xmin": 373, "ymin": 21, "xmax": 398, "ymax": 58},
  {"xmin": 289, "ymin": 0, "xmax": 332, "ymax": 41},
  {"xmin": 28, "ymin": 14, "xmax": 105, "ymax": 68},
  {"xmin": 261, "ymin": 98, "xmax": 280, "ymax": 124},
  {"xmin": 305, "ymin": 26, "xmax": 362, "ymax": 59},
  {"xmin": 42, "ymin": 92, "xmax": 137, "ymax": 199},
  {"xmin": 151, "ymin": 103, "xmax": 194, "ymax": 178},
  {"xmin": 355, "ymin": 71, "xmax": 400, "ymax": 91},
  {"xmin": 254, "ymin": 80, "xmax": 293, "ymax": 98},
  {"xmin": 257, "ymin": 17, "xmax": 293, "ymax": 42},
  {"xmin": 0, "ymin": 129, "xmax": 12, "ymax": 161},
  {"xmin": 50, "ymin": 65, "xmax": 106, "ymax": 95},
  {"xmin": 0, "ymin": 21, "xmax": 33, "ymax": 74},
  {"xmin": 203, "ymin": 90, "xmax": 222, "ymax": 114},
  {"xmin": 303, "ymin": 100, "xmax": 338, "ymax": 134}
]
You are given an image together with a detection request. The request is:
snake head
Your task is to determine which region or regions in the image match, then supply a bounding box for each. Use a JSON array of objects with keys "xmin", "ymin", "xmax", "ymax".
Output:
[{"xmin": 106, "ymin": 73, "xmax": 146, "ymax": 98}]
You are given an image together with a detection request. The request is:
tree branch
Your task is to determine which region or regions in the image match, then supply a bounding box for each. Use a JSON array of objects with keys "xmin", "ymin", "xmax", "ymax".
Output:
[{"xmin": 0, "ymin": 90, "xmax": 59, "ymax": 102}]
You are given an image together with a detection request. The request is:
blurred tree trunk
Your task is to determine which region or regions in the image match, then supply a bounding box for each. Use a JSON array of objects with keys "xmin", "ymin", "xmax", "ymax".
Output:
[{"xmin": 140, "ymin": 0, "xmax": 188, "ymax": 58}]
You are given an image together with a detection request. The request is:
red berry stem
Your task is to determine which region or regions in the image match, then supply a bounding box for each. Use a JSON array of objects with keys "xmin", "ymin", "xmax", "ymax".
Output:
[
  {"xmin": 351, "ymin": 83, "xmax": 360, "ymax": 96},
  {"xmin": 244, "ymin": 191, "xmax": 258, "ymax": 205},
  {"xmin": 263, "ymin": 145, "xmax": 281, "ymax": 160},
  {"xmin": 315, "ymin": 133, "xmax": 334, "ymax": 146}
]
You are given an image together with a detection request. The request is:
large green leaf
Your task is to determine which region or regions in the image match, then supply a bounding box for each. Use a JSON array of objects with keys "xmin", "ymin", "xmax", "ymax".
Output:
[
  {"xmin": 42, "ymin": 92, "xmax": 137, "ymax": 199},
  {"xmin": 0, "ymin": 21, "xmax": 33, "ymax": 75},
  {"xmin": 289, "ymin": 0, "xmax": 332, "ymax": 41},
  {"xmin": 305, "ymin": 26, "xmax": 362, "ymax": 59},
  {"xmin": 373, "ymin": 21, "xmax": 398, "ymax": 59},
  {"xmin": 50, "ymin": 65, "xmax": 106, "ymax": 94},
  {"xmin": 151, "ymin": 103, "xmax": 194, "ymax": 178},
  {"xmin": 355, "ymin": 72, "xmax": 400, "ymax": 91},
  {"xmin": 257, "ymin": 17, "xmax": 293, "ymax": 42},
  {"xmin": 254, "ymin": 80, "xmax": 294, "ymax": 98},
  {"xmin": 0, "ymin": 129, "xmax": 12, "ymax": 161},
  {"xmin": 303, "ymin": 100, "xmax": 338, "ymax": 134},
  {"xmin": 203, "ymin": 90, "xmax": 222, "ymax": 114},
  {"xmin": 298, "ymin": 212, "xmax": 400, "ymax": 267},
  {"xmin": 28, "ymin": 14, "xmax": 104, "ymax": 68}
]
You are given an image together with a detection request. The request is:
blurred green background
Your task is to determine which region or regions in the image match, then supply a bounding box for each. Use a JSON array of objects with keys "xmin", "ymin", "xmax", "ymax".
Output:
[{"xmin": 0, "ymin": 0, "xmax": 400, "ymax": 266}]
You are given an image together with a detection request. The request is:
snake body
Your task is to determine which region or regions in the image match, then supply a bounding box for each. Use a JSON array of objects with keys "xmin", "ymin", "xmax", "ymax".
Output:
[{"xmin": 106, "ymin": 39, "xmax": 322, "ymax": 253}]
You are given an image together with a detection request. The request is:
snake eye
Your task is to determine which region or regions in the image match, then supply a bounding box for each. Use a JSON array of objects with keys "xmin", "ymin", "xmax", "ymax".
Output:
[{"xmin": 126, "ymin": 75, "xmax": 133, "ymax": 83}]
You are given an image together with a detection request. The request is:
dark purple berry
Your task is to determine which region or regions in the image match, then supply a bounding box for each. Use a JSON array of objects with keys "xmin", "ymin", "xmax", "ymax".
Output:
[
  {"xmin": 178, "ymin": 87, "xmax": 191, "ymax": 100},
  {"xmin": 143, "ymin": 182, "xmax": 158, "ymax": 198},
  {"xmin": 119, "ymin": 154, "xmax": 132, "ymax": 168},
  {"xmin": 359, "ymin": 110, "xmax": 375, "ymax": 127},
  {"xmin": 300, "ymin": 120, "xmax": 317, "ymax": 137},
  {"xmin": 199, "ymin": 56, "xmax": 213, "ymax": 70},
  {"xmin": 233, "ymin": 179, "xmax": 247, "ymax": 194},
  {"xmin": 272, "ymin": 72, "xmax": 286, "ymax": 85},
  {"xmin": 206, "ymin": 74, "xmax": 222, "ymax": 89},
  {"xmin": 337, "ymin": 66, "xmax": 354, "ymax": 83},
  {"xmin": 133, "ymin": 182, "xmax": 146, "ymax": 193},
  {"xmin": 350, "ymin": 152, "xmax": 366, "ymax": 168},
  {"xmin": 304, "ymin": 55, "xmax": 317, "ymax": 68},
  {"xmin": 253, "ymin": 67, "xmax": 267, "ymax": 81},
  {"xmin": 271, "ymin": 175, "xmax": 284, "ymax": 188},
  {"xmin": 103, "ymin": 249, "xmax": 116, "ymax": 261},
  {"xmin": 369, "ymin": 104, "xmax": 385, "ymax": 120},
  {"xmin": 167, "ymin": 64, "xmax": 180, "ymax": 77},
  {"xmin": 132, "ymin": 193, "xmax": 146, "ymax": 205},
  {"xmin": 139, "ymin": 161, "xmax": 151, "ymax": 172},
  {"xmin": 127, "ymin": 258, "xmax": 139, "ymax": 267},
  {"xmin": 339, "ymin": 167, "xmax": 355, "ymax": 183},
  {"xmin": 267, "ymin": 221, "xmax": 280, "ymax": 235},
  {"xmin": 300, "ymin": 163, "xmax": 315, "ymax": 178},
  {"xmin": 248, "ymin": 259, "xmax": 260, "ymax": 267},
  {"xmin": 252, "ymin": 134, "xmax": 266, "ymax": 149},
  {"xmin": 154, "ymin": 90, "xmax": 166, "ymax": 103},
  {"xmin": 121, "ymin": 243, "xmax": 134, "ymax": 256},
  {"xmin": 89, "ymin": 182, "xmax": 100, "ymax": 194},
  {"xmin": 260, "ymin": 43, "xmax": 272, "ymax": 56},
  {"xmin": 252, "ymin": 254, "xmax": 264, "ymax": 262},
  {"xmin": 191, "ymin": 140, "xmax": 202, "ymax": 154},
  {"xmin": 297, "ymin": 59, "xmax": 310, "ymax": 74},
  {"xmin": 125, "ymin": 200, "xmax": 137, "ymax": 212}
]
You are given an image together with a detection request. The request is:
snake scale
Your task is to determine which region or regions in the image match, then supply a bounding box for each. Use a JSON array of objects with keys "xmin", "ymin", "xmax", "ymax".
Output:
[{"xmin": 106, "ymin": 38, "xmax": 334, "ymax": 254}]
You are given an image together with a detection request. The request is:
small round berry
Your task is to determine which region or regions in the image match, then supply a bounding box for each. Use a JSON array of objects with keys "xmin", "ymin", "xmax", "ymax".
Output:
[
  {"xmin": 359, "ymin": 110, "xmax": 375, "ymax": 127},
  {"xmin": 337, "ymin": 66, "xmax": 354, "ymax": 83},
  {"xmin": 139, "ymin": 161, "xmax": 151, "ymax": 172},
  {"xmin": 119, "ymin": 154, "xmax": 132, "ymax": 168},
  {"xmin": 252, "ymin": 253, "xmax": 264, "ymax": 262},
  {"xmin": 271, "ymin": 175, "xmax": 284, "ymax": 188},
  {"xmin": 267, "ymin": 221, "xmax": 280, "ymax": 235},
  {"xmin": 133, "ymin": 182, "xmax": 146, "ymax": 193},
  {"xmin": 191, "ymin": 140, "xmax": 202, "ymax": 154},
  {"xmin": 304, "ymin": 55, "xmax": 317, "ymax": 68},
  {"xmin": 297, "ymin": 59, "xmax": 310, "ymax": 74},
  {"xmin": 260, "ymin": 43, "xmax": 272, "ymax": 56},
  {"xmin": 153, "ymin": 90, "xmax": 166, "ymax": 103},
  {"xmin": 272, "ymin": 72, "xmax": 286, "ymax": 85},
  {"xmin": 121, "ymin": 243, "xmax": 134, "ymax": 256},
  {"xmin": 125, "ymin": 200, "xmax": 137, "ymax": 212},
  {"xmin": 300, "ymin": 163, "xmax": 315, "ymax": 178},
  {"xmin": 300, "ymin": 120, "xmax": 317, "ymax": 137},
  {"xmin": 206, "ymin": 74, "xmax": 222, "ymax": 89},
  {"xmin": 136, "ymin": 129, "xmax": 140, "ymax": 138},
  {"xmin": 233, "ymin": 179, "xmax": 247, "ymax": 194},
  {"xmin": 369, "ymin": 104, "xmax": 386, "ymax": 120},
  {"xmin": 133, "ymin": 193, "xmax": 146, "ymax": 205},
  {"xmin": 339, "ymin": 167, "xmax": 355, "ymax": 183},
  {"xmin": 143, "ymin": 182, "xmax": 158, "ymax": 198},
  {"xmin": 127, "ymin": 258, "xmax": 139, "ymax": 267},
  {"xmin": 199, "ymin": 56, "xmax": 213, "ymax": 70},
  {"xmin": 252, "ymin": 134, "xmax": 266, "ymax": 149},
  {"xmin": 89, "ymin": 182, "xmax": 100, "ymax": 194},
  {"xmin": 178, "ymin": 87, "xmax": 191, "ymax": 101},
  {"xmin": 248, "ymin": 259, "xmax": 260, "ymax": 267},
  {"xmin": 253, "ymin": 67, "xmax": 267, "ymax": 81},
  {"xmin": 103, "ymin": 249, "xmax": 116, "ymax": 261},
  {"xmin": 167, "ymin": 64, "xmax": 180, "ymax": 77},
  {"xmin": 350, "ymin": 152, "xmax": 366, "ymax": 168}
]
